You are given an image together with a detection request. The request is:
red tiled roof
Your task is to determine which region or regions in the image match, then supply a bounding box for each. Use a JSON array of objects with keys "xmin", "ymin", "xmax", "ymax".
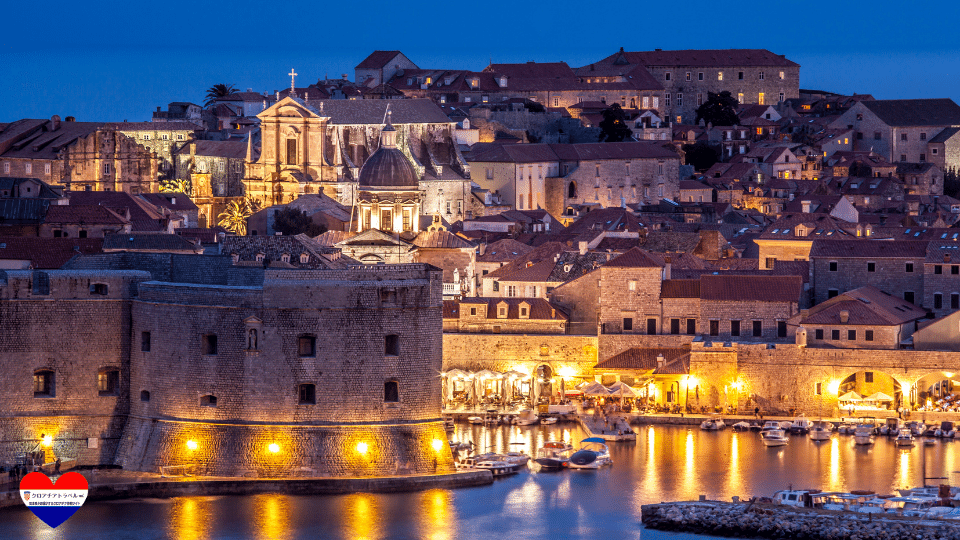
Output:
[
  {"xmin": 356, "ymin": 51, "xmax": 409, "ymax": 70},
  {"xmin": 700, "ymin": 274, "xmax": 801, "ymax": 303},
  {"xmin": 799, "ymin": 286, "xmax": 926, "ymax": 326},
  {"xmin": 448, "ymin": 297, "xmax": 567, "ymax": 320},
  {"xmin": 44, "ymin": 205, "xmax": 128, "ymax": 225},
  {"xmin": 595, "ymin": 347, "xmax": 690, "ymax": 370},
  {"xmin": 604, "ymin": 247, "xmax": 663, "ymax": 268},
  {"xmin": 477, "ymin": 238, "xmax": 533, "ymax": 262},
  {"xmin": 660, "ymin": 279, "xmax": 701, "ymax": 298},
  {"xmin": 597, "ymin": 49, "xmax": 798, "ymax": 68},
  {"xmin": 0, "ymin": 237, "xmax": 103, "ymax": 269}
]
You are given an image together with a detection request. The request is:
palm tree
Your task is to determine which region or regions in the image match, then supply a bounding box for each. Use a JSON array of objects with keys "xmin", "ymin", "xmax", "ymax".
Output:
[
  {"xmin": 204, "ymin": 83, "xmax": 238, "ymax": 107},
  {"xmin": 160, "ymin": 178, "xmax": 192, "ymax": 196},
  {"xmin": 217, "ymin": 197, "xmax": 261, "ymax": 236}
]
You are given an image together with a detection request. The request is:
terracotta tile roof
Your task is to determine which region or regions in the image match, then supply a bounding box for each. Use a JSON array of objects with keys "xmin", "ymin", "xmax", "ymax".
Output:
[
  {"xmin": 44, "ymin": 204, "xmax": 128, "ymax": 225},
  {"xmin": 595, "ymin": 347, "xmax": 690, "ymax": 370},
  {"xmin": 700, "ymin": 274, "xmax": 801, "ymax": 303},
  {"xmin": 412, "ymin": 230, "xmax": 476, "ymax": 249},
  {"xmin": 356, "ymin": 51, "xmax": 410, "ymax": 70},
  {"xmin": 860, "ymin": 99, "xmax": 960, "ymax": 127},
  {"xmin": 449, "ymin": 297, "xmax": 567, "ymax": 321},
  {"xmin": 660, "ymin": 279, "xmax": 701, "ymax": 298},
  {"xmin": 799, "ymin": 286, "xmax": 926, "ymax": 326},
  {"xmin": 594, "ymin": 237, "xmax": 643, "ymax": 251},
  {"xmin": 0, "ymin": 236, "xmax": 102, "ymax": 269},
  {"xmin": 477, "ymin": 238, "xmax": 534, "ymax": 262},
  {"xmin": 930, "ymin": 127, "xmax": 960, "ymax": 143},
  {"xmin": 604, "ymin": 247, "xmax": 663, "ymax": 268},
  {"xmin": 485, "ymin": 241, "xmax": 565, "ymax": 278},
  {"xmin": 103, "ymin": 233, "xmax": 201, "ymax": 252},
  {"xmin": 547, "ymin": 251, "xmax": 616, "ymax": 282},
  {"xmin": 809, "ymin": 239, "xmax": 929, "ymax": 259},
  {"xmin": 313, "ymin": 230, "xmax": 358, "ymax": 247},
  {"xmin": 139, "ymin": 193, "xmax": 200, "ymax": 212},
  {"xmin": 67, "ymin": 191, "xmax": 168, "ymax": 232},
  {"xmin": 562, "ymin": 207, "xmax": 646, "ymax": 237},
  {"xmin": 223, "ymin": 234, "xmax": 352, "ymax": 269},
  {"xmin": 758, "ymin": 213, "xmax": 851, "ymax": 240},
  {"xmin": 592, "ymin": 48, "xmax": 798, "ymax": 68},
  {"xmin": 0, "ymin": 119, "xmax": 104, "ymax": 160}
]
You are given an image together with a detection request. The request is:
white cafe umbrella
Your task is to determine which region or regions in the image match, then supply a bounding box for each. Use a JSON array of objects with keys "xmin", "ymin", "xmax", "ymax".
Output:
[
  {"xmin": 838, "ymin": 391, "xmax": 862, "ymax": 402},
  {"xmin": 582, "ymin": 382, "xmax": 613, "ymax": 397},
  {"xmin": 608, "ymin": 381, "xmax": 639, "ymax": 398},
  {"xmin": 866, "ymin": 392, "xmax": 894, "ymax": 402},
  {"xmin": 444, "ymin": 368, "xmax": 467, "ymax": 378}
]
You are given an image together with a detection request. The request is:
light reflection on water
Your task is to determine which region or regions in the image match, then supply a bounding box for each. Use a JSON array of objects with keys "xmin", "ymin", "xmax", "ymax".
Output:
[{"xmin": 4, "ymin": 424, "xmax": 960, "ymax": 540}]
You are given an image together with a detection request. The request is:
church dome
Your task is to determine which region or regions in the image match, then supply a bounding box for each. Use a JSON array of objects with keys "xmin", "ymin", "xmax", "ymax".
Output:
[{"xmin": 358, "ymin": 146, "xmax": 419, "ymax": 189}]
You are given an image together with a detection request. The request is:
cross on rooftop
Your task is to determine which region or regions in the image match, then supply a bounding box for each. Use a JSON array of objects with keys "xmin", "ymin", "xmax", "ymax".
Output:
[{"xmin": 288, "ymin": 69, "xmax": 298, "ymax": 94}]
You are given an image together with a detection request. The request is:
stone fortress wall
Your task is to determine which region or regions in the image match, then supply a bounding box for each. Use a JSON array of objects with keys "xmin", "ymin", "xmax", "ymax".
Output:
[{"xmin": 0, "ymin": 261, "xmax": 453, "ymax": 477}]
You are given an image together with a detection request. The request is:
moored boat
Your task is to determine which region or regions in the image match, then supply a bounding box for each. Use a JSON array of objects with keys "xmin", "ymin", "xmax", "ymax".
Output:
[
  {"xmin": 761, "ymin": 428, "xmax": 788, "ymax": 447},
  {"xmin": 514, "ymin": 409, "xmax": 540, "ymax": 426},
  {"xmin": 534, "ymin": 441, "xmax": 574, "ymax": 470},
  {"xmin": 789, "ymin": 414, "xmax": 812, "ymax": 434},
  {"xmin": 895, "ymin": 427, "xmax": 915, "ymax": 446},
  {"xmin": 809, "ymin": 421, "xmax": 832, "ymax": 441},
  {"xmin": 568, "ymin": 437, "xmax": 613, "ymax": 469},
  {"xmin": 853, "ymin": 423, "xmax": 875, "ymax": 445},
  {"xmin": 699, "ymin": 415, "xmax": 725, "ymax": 431}
]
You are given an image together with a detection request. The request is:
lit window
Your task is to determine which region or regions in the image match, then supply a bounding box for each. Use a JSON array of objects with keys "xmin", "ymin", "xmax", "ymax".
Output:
[
  {"xmin": 34, "ymin": 370, "xmax": 54, "ymax": 397},
  {"xmin": 98, "ymin": 368, "xmax": 120, "ymax": 396},
  {"xmin": 718, "ymin": 71, "xmax": 723, "ymax": 80}
]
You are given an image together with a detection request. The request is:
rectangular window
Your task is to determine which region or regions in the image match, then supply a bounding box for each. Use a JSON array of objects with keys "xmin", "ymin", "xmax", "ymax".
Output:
[
  {"xmin": 677, "ymin": 93, "xmax": 682, "ymax": 106},
  {"xmin": 44, "ymin": 163, "xmax": 51, "ymax": 175},
  {"xmin": 298, "ymin": 384, "xmax": 316, "ymax": 405},
  {"xmin": 865, "ymin": 330, "xmax": 874, "ymax": 341},
  {"xmin": 935, "ymin": 294, "xmax": 943, "ymax": 309},
  {"xmin": 731, "ymin": 320, "xmax": 741, "ymax": 337},
  {"xmin": 828, "ymin": 289, "xmax": 839, "ymax": 298},
  {"xmin": 936, "ymin": 265, "xmax": 944, "ymax": 274},
  {"xmin": 906, "ymin": 262, "xmax": 914, "ymax": 273},
  {"xmin": 34, "ymin": 371, "xmax": 53, "ymax": 397},
  {"xmin": 865, "ymin": 372, "xmax": 874, "ymax": 383},
  {"xmin": 848, "ymin": 329, "xmax": 856, "ymax": 341},
  {"xmin": 759, "ymin": 71, "xmax": 764, "ymax": 80},
  {"xmin": 831, "ymin": 329, "xmax": 840, "ymax": 340},
  {"xmin": 298, "ymin": 335, "xmax": 316, "ymax": 357},
  {"xmin": 901, "ymin": 155, "xmax": 907, "ymax": 162},
  {"xmin": 385, "ymin": 334, "xmax": 400, "ymax": 356},
  {"xmin": 765, "ymin": 257, "xmax": 776, "ymax": 269},
  {"xmin": 202, "ymin": 334, "xmax": 217, "ymax": 355},
  {"xmin": 697, "ymin": 93, "xmax": 703, "ymax": 106},
  {"xmin": 921, "ymin": 132, "xmax": 927, "ymax": 140},
  {"xmin": 901, "ymin": 133, "xmax": 908, "ymax": 141},
  {"xmin": 905, "ymin": 291, "xmax": 915, "ymax": 304},
  {"xmin": 98, "ymin": 370, "xmax": 119, "ymax": 395},
  {"xmin": 647, "ymin": 318, "xmax": 657, "ymax": 335},
  {"xmin": 815, "ymin": 329, "xmax": 824, "ymax": 340},
  {"xmin": 738, "ymin": 92, "xmax": 744, "ymax": 103},
  {"xmin": 758, "ymin": 93, "xmax": 765, "ymax": 105},
  {"xmin": 752, "ymin": 320, "xmax": 762, "ymax": 337},
  {"xmin": 953, "ymin": 293, "xmax": 959, "ymax": 310},
  {"xmin": 670, "ymin": 318, "xmax": 680, "ymax": 334},
  {"xmin": 953, "ymin": 266, "xmax": 959, "ymax": 275},
  {"xmin": 709, "ymin": 320, "xmax": 719, "ymax": 336},
  {"xmin": 665, "ymin": 72, "xmax": 671, "ymax": 81},
  {"xmin": 698, "ymin": 72, "xmax": 704, "ymax": 81},
  {"xmin": 829, "ymin": 261, "xmax": 838, "ymax": 272},
  {"xmin": 920, "ymin": 154, "xmax": 926, "ymax": 162},
  {"xmin": 103, "ymin": 163, "xmax": 111, "ymax": 175},
  {"xmin": 25, "ymin": 163, "xmax": 32, "ymax": 174},
  {"xmin": 685, "ymin": 72, "xmax": 691, "ymax": 81},
  {"xmin": 874, "ymin": 132, "xmax": 881, "ymax": 140},
  {"xmin": 623, "ymin": 317, "xmax": 633, "ymax": 331},
  {"xmin": 686, "ymin": 318, "xmax": 696, "ymax": 335},
  {"xmin": 2, "ymin": 162, "xmax": 8, "ymax": 174},
  {"xmin": 717, "ymin": 71, "xmax": 723, "ymax": 81},
  {"xmin": 141, "ymin": 331, "xmax": 151, "ymax": 352},
  {"xmin": 384, "ymin": 381, "xmax": 399, "ymax": 403},
  {"xmin": 815, "ymin": 382, "xmax": 822, "ymax": 395},
  {"xmin": 779, "ymin": 92, "xmax": 784, "ymax": 103},
  {"xmin": 286, "ymin": 138, "xmax": 297, "ymax": 165},
  {"xmin": 738, "ymin": 71, "xmax": 744, "ymax": 80},
  {"xmin": 778, "ymin": 321, "xmax": 787, "ymax": 338},
  {"xmin": 867, "ymin": 262, "xmax": 876, "ymax": 272}
]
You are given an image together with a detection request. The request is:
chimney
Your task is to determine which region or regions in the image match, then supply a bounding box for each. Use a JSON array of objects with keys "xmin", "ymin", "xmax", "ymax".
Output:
[
  {"xmin": 801, "ymin": 200, "xmax": 812, "ymax": 213},
  {"xmin": 656, "ymin": 354, "xmax": 665, "ymax": 368},
  {"xmin": 945, "ymin": 254, "xmax": 951, "ymax": 263},
  {"xmin": 342, "ymin": 74, "xmax": 349, "ymax": 81},
  {"xmin": 156, "ymin": 106, "xmax": 161, "ymax": 112},
  {"xmin": 551, "ymin": 308, "xmax": 556, "ymax": 318},
  {"xmin": 839, "ymin": 310, "xmax": 849, "ymax": 324},
  {"xmin": 50, "ymin": 115, "xmax": 61, "ymax": 131},
  {"xmin": 579, "ymin": 241, "xmax": 587, "ymax": 255}
]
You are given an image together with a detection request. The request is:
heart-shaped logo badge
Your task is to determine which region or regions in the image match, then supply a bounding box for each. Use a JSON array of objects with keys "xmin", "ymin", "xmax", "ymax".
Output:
[{"xmin": 19, "ymin": 471, "xmax": 88, "ymax": 528}]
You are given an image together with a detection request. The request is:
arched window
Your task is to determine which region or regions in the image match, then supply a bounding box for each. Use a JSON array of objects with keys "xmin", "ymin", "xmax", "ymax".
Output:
[
  {"xmin": 98, "ymin": 368, "xmax": 120, "ymax": 396},
  {"xmin": 140, "ymin": 390, "xmax": 151, "ymax": 402},
  {"xmin": 33, "ymin": 369, "xmax": 54, "ymax": 397},
  {"xmin": 568, "ymin": 182, "xmax": 577, "ymax": 199},
  {"xmin": 200, "ymin": 395, "xmax": 217, "ymax": 407},
  {"xmin": 384, "ymin": 380, "xmax": 400, "ymax": 403}
]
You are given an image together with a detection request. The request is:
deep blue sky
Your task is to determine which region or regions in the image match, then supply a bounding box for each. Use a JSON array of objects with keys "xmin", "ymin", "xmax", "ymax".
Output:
[{"xmin": 3, "ymin": 1, "xmax": 960, "ymax": 122}]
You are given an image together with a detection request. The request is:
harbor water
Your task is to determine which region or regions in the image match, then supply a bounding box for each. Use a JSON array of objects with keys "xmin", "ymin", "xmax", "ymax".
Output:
[{"xmin": 2, "ymin": 422, "xmax": 958, "ymax": 539}]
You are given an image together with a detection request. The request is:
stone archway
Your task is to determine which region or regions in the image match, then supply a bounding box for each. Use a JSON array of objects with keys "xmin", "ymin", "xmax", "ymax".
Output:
[
  {"xmin": 912, "ymin": 371, "xmax": 960, "ymax": 411},
  {"xmin": 836, "ymin": 369, "xmax": 904, "ymax": 413}
]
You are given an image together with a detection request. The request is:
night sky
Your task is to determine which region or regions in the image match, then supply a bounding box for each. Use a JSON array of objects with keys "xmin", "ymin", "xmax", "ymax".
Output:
[{"xmin": 2, "ymin": 0, "xmax": 959, "ymax": 122}]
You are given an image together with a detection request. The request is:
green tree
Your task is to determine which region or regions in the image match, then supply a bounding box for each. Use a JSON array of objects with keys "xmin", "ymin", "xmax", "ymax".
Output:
[
  {"xmin": 217, "ymin": 197, "xmax": 260, "ymax": 236},
  {"xmin": 160, "ymin": 178, "xmax": 192, "ymax": 196},
  {"xmin": 598, "ymin": 103, "xmax": 634, "ymax": 142},
  {"xmin": 694, "ymin": 91, "xmax": 740, "ymax": 126},
  {"xmin": 204, "ymin": 83, "xmax": 238, "ymax": 107},
  {"xmin": 682, "ymin": 142, "xmax": 720, "ymax": 172},
  {"xmin": 273, "ymin": 207, "xmax": 327, "ymax": 237}
]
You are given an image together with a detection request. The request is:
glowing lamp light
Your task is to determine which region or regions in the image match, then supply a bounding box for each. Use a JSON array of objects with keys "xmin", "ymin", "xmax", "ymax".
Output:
[
  {"xmin": 558, "ymin": 366, "xmax": 575, "ymax": 378},
  {"xmin": 432, "ymin": 439, "xmax": 444, "ymax": 452},
  {"xmin": 41, "ymin": 435, "xmax": 53, "ymax": 447},
  {"xmin": 356, "ymin": 442, "xmax": 369, "ymax": 455},
  {"xmin": 268, "ymin": 443, "xmax": 281, "ymax": 454},
  {"xmin": 828, "ymin": 380, "xmax": 842, "ymax": 394},
  {"xmin": 686, "ymin": 376, "xmax": 699, "ymax": 388},
  {"xmin": 186, "ymin": 440, "xmax": 198, "ymax": 451}
]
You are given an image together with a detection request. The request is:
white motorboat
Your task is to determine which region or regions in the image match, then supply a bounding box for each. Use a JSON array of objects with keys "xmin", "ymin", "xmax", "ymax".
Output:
[
  {"xmin": 895, "ymin": 427, "xmax": 915, "ymax": 446},
  {"xmin": 773, "ymin": 489, "xmax": 819, "ymax": 507},
  {"xmin": 809, "ymin": 421, "xmax": 832, "ymax": 441},
  {"xmin": 789, "ymin": 414, "xmax": 812, "ymax": 434},
  {"xmin": 467, "ymin": 416, "xmax": 483, "ymax": 424},
  {"xmin": 534, "ymin": 441, "xmax": 574, "ymax": 470},
  {"xmin": 760, "ymin": 420, "xmax": 783, "ymax": 433},
  {"xmin": 761, "ymin": 428, "xmax": 788, "ymax": 447},
  {"xmin": 514, "ymin": 409, "xmax": 540, "ymax": 426},
  {"xmin": 443, "ymin": 415, "xmax": 455, "ymax": 431},
  {"xmin": 540, "ymin": 416, "xmax": 558, "ymax": 425},
  {"xmin": 879, "ymin": 417, "xmax": 903, "ymax": 436},
  {"xmin": 567, "ymin": 437, "xmax": 613, "ymax": 469},
  {"xmin": 936, "ymin": 421, "xmax": 956, "ymax": 438},
  {"xmin": 465, "ymin": 457, "xmax": 521, "ymax": 476},
  {"xmin": 853, "ymin": 423, "xmax": 875, "ymax": 445},
  {"xmin": 732, "ymin": 421, "xmax": 751, "ymax": 431},
  {"xmin": 700, "ymin": 415, "xmax": 725, "ymax": 431},
  {"xmin": 906, "ymin": 421, "xmax": 926, "ymax": 437}
]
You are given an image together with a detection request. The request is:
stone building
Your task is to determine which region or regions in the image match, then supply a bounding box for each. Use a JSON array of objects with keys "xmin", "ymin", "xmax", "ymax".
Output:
[
  {"xmin": 0, "ymin": 254, "xmax": 452, "ymax": 477},
  {"xmin": 581, "ymin": 48, "xmax": 800, "ymax": 123},
  {"xmin": 0, "ymin": 118, "xmax": 160, "ymax": 194},
  {"xmin": 107, "ymin": 122, "xmax": 199, "ymax": 180},
  {"xmin": 244, "ymin": 97, "xmax": 472, "ymax": 225},
  {"xmin": 468, "ymin": 141, "xmax": 681, "ymax": 218},
  {"xmin": 829, "ymin": 99, "xmax": 960, "ymax": 169},
  {"xmin": 789, "ymin": 286, "xmax": 926, "ymax": 350},
  {"xmin": 922, "ymin": 242, "xmax": 960, "ymax": 319},
  {"xmin": 443, "ymin": 297, "xmax": 567, "ymax": 334},
  {"xmin": 355, "ymin": 51, "xmax": 419, "ymax": 87},
  {"xmin": 808, "ymin": 239, "xmax": 928, "ymax": 306}
]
